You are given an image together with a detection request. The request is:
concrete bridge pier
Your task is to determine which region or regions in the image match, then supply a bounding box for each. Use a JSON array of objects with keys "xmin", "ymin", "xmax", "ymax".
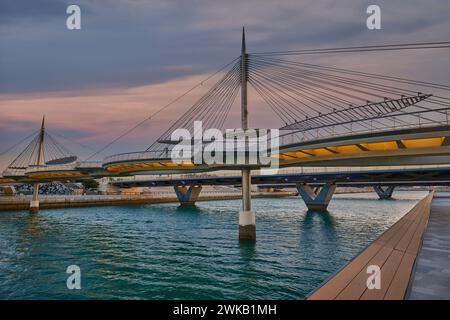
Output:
[
  {"xmin": 174, "ymin": 185, "xmax": 202, "ymax": 206},
  {"xmin": 374, "ymin": 186, "xmax": 395, "ymax": 200},
  {"xmin": 296, "ymin": 183, "xmax": 336, "ymax": 211},
  {"xmin": 239, "ymin": 169, "xmax": 256, "ymax": 240},
  {"xmin": 30, "ymin": 182, "xmax": 40, "ymax": 213}
]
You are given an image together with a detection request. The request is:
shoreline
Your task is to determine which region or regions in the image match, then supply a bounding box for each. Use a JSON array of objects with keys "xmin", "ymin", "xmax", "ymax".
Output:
[{"xmin": 0, "ymin": 191, "xmax": 296, "ymax": 211}]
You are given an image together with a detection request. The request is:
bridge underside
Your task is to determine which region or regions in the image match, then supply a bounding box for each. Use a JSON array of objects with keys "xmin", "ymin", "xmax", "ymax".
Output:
[{"xmin": 276, "ymin": 125, "xmax": 450, "ymax": 167}]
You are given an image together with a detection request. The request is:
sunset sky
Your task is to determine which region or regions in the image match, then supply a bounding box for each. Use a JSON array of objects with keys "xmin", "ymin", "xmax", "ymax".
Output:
[{"xmin": 1, "ymin": 0, "xmax": 450, "ymax": 169}]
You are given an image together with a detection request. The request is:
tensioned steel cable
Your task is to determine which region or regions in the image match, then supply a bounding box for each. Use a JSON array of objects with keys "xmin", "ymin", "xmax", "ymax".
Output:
[
  {"xmin": 251, "ymin": 41, "xmax": 450, "ymax": 56},
  {"xmin": 8, "ymin": 134, "xmax": 41, "ymax": 169},
  {"xmin": 47, "ymin": 129, "xmax": 108, "ymax": 158},
  {"xmin": 0, "ymin": 130, "xmax": 39, "ymax": 158},
  {"xmin": 149, "ymin": 63, "xmax": 240, "ymax": 150},
  {"xmin": 6, "ymin": 129, "xmax": 78, "ymax": 169},
  {"xmin": 250, "ymin": 55, "xmax": 442, "ymax": 107},
  {"xmin": 44, "ymin": 133, "xmax": 75, "ymax": 161},
  {"xmin": 149, "ymin": 61, "xmax": 241, "ymax": 149},
  {"xmin": 85, "ymin": 56, "xmax": 240, "ymax": 160},
  {"xmin": 251, "ymin": 56, "xmax": 450, "ymax": 106},
  {"xmin": 249, "ymin": 55, "xmax": 450, "ymax": 125},
  {"xmin": 249, "ymin": 72, "xmax": 389, "ymax": 134},
  {"xmin": 248, "ymin": 59, "xmax": 414, "ymax": 128},
  {"xmin": 249, "ymin": 55, "xmax": 450, "ymax": 127},
  {"xmin": 249, "ymin": 61, "xmax": 395, "ymax": 128},
  {"xmin": 248, "ymin": 71, "xmax": 357, "ymax": 135},
  {"xmin": 250, "ymin": 54, "xmax": 438, "ymax": 132},
  {"xmin": 161, "ymin": 62, "xmax": 240, "ymax": 133},
  {"xmin": 253, "ymin": 55, "xmax": 450, "ymax": 90},
  {"xmin": 149, "ymin": 61, "xmax": 241, "ymax": 151}
]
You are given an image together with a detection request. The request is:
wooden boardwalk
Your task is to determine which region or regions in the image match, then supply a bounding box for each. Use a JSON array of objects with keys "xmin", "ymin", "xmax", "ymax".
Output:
[{"xmin": 307, "ymin": 192, "xmax": 434, "ymax": 300}]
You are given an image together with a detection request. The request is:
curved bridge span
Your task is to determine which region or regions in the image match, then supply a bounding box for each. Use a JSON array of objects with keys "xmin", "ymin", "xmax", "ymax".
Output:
[{"xmin": 2, "ymin": 124, "xmax": 449, "ymax": 183}]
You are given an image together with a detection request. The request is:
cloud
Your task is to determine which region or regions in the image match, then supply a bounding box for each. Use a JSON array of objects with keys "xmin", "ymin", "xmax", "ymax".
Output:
[
  {"xmin": 1, "ymin": 0, "xmax": 449, "ymax": 94},
  {"xmin": 1, "ymin": 0, "xmax": 450, "ymax": 168},
  {"xmin": 0, "ymin": 72, "xmax": 234, "ymax": 161}
]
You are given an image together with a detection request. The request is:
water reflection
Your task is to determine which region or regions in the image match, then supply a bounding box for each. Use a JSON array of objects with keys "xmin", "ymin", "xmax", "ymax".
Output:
[
  {"xmin": 303, "ymin": 210, "xmax": 336, "ymax": 228},
  {"xmin": 239, "ymin": 239, "xmax": 256, "ymax": 261},
  {"xmin": 299, "ymin": 210, "xmax": 340, "ymax": 256},
  {"xmin": 23, "ymin": 213, "xmax": 45, "ymax": 238},
  {"xmin": 175, "ymin": 205, "xmax": 202, "ymax": 214}
]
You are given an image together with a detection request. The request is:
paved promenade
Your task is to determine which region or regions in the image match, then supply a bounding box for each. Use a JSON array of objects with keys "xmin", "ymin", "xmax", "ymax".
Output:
[{"xmin": 407, "ymin": 193, "xmax": 450, "ymax": 299}]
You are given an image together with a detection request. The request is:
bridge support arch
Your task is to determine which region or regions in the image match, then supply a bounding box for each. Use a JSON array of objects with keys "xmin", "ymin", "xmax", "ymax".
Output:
[
  {"xmin": 296, "ymin": 183, "xmax": 336, "ymax": 211},
  {"xmin": 374, "ymin": 186, "xmax": 395, "ymax": 200},
  {"xmin": 174, "ymin": 185, "xmax": 202, "ymax": 206}
]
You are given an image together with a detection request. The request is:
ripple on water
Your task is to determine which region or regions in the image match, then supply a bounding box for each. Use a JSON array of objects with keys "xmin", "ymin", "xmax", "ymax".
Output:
[{"xmin": 0, "ymin": 191, "xmax": 426, "ymax": 299}]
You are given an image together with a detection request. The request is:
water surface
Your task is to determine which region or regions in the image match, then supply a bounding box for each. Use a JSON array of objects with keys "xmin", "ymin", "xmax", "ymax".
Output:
[{"xmin": 0, "ymin": 191, "xmax": 427, "ymax": 299}]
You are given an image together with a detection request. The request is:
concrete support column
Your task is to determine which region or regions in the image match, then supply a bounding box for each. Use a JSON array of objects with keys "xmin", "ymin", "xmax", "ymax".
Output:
[
  {"xmin": 174, "ymin": 185, "xmax": 202, "ymax": 206},
  {"xmin": 239, "ymin": 169, "xmax": 255, "ymax": 240},
  {"xmin": 374, "ymin": 186, "xmax": 395, "ymax": 200},
  {"xmin": 296, "ymin": 183, "xmax": 336, "ymax": 211},
  {"xmin": 239, "ymin": 209, "xmax": 256, "ymax": 240},
  {"xmin": 238, "ymin": 29, "xmax": 256, "ymax": 241},
  {"xmin": 30, "ymin": 182, "xmax": 40, "ymax": 213},
  {"xmin": 239, "ymin": 170, "xmax": 256, "ymax": 240}
]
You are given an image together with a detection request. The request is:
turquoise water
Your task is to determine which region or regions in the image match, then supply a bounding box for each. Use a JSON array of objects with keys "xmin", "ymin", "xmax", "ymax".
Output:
[{"xmin": 0, "ymin": 191, "xmax": 426, "ymax": 299}]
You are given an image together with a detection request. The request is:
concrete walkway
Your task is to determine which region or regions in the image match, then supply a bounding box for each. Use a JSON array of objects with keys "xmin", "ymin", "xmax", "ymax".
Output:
[{"xmin": 408, "ymin": 193, "xmax": 450, "ymax": 299}]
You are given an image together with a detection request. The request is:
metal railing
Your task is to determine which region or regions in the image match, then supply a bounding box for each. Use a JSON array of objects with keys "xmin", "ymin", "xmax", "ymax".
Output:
[
  {"xmin": 103, "ymin": 150, "xmax": 171, "ymax": 165},
  {"xmin": 2, "ymin": 169, "xmax": 26, "ymax": 177},
  {"xmin": 24, "ymin": 164, "xmax": 77, "ymax": 174},
  {"xmin": 76, "ymin": 161, "xmax": 103, "ymax": 169},
  {"xmin": 277, "ymin": 108, "xmax": 450, "ymax": 147}
]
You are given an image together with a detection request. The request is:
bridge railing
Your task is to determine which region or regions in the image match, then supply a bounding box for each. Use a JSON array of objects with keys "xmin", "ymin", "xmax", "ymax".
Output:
[
  {"xmin": 76, "ymin": 161, "xmax": 103, "ymax": 169},
  {"xmin": 103, "ymin": 150, "xmax": 171, "ymax": 164},
  {"xmin": 277, "ymin": 109, "xmax": 449, "ymax": 148},
  {"xmin": 24, "ymin": 164, "xmax": 78, "ymax": 174},
  {"xmin": 2, "ymin": 169, "xmax": 27, "ymax": 177},
  {"xmin": 23, "ymin": 162, "xmax": 104, "ymax": 173}
]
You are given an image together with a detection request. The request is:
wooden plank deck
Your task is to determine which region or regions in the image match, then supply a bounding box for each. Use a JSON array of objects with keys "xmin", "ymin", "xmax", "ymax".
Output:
[{"xmin": 307, "ymin": 192, "xmax": 434, "ymax": 300}]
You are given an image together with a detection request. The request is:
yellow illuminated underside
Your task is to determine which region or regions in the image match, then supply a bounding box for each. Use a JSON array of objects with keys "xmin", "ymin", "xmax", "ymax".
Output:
[
  {"xmin": 360, "ymin": 141, "xmax": 398, "ymax": 151},
  {"xmin": 328, "ymin": 145, "xmax": 363, "ymax": 154},
  {"xmin": 0, "ymin": 178, "xmax": 16, "ymax": 183},
  {"xmin": 28, "ymin": 172, "xmax": 86, "ymax": 179},
  {"xmin": 106, "ymin": 161, "xmax": 195, "ymax": 173},
  {"xmin": 275, "ymin": 136, "xmax": 446, "ymax": 160},
  {"xmin": 401, "ymin": 137, "xmax": 444, "ymax": 149}
]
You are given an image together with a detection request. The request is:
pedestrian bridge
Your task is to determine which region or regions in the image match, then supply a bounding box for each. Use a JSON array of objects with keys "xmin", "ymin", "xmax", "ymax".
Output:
[
  {"xmin": 2, "ymin": 124, "xmax": 449, "ymax": 183},
  {"xmin": 102, "ymin": 124, "xmax": 450, "ymax": 175}
]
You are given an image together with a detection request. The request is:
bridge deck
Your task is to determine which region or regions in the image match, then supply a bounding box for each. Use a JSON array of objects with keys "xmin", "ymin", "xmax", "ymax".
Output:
[
  {"xmin": 407, "ymin": 193, "xmax": 450, "ymax": 299},
  {"xmin": 307, "ymin": 192, "xmax": 434, "ymax": 300}
]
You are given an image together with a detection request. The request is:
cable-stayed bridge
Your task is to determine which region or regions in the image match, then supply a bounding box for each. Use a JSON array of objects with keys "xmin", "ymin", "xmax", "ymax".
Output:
[{"xmin": 1, "ymin": 30, "xmax": 450, "ymax": 239}]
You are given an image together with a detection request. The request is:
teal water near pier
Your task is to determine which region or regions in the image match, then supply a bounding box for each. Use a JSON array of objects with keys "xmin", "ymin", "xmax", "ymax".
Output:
[{"xmin": 0, "ymin": 191, "xmax": 426, "ymax": 299}]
